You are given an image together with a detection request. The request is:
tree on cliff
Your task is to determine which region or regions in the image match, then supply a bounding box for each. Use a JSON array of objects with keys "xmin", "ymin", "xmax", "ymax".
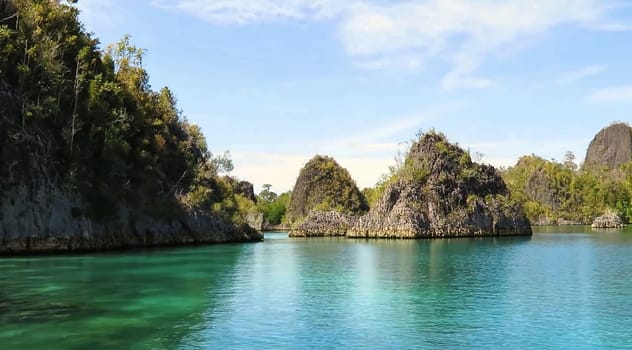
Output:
[
  {"xmin": 256, "ymin": 185, "xmax": 290, "ymax": 225},
  {"xmin": 0, "ymin": 0, "xmax": 246, "ymax": 224}
]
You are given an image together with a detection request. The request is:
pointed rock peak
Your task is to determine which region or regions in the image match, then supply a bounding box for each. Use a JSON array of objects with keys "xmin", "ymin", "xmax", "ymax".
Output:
[
  {"xmin": 583, "ymin": 122, "xmax": 632, "ymax": 171},
  {"xmin": 286, "ymin": 155, "xmax": 368, "ymax": 223}
]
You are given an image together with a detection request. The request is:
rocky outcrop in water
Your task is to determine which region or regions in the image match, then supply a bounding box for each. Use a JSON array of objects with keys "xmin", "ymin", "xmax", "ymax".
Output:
[
  {"xmin": 347, "ymin": 131, "xmax": 532, "ymax": 238},
  {"xmin": 583, "ymin": 122, "xmax": 632, "ymax": 171},
  {"xmin": 287, "ymin": 155, "xmax": 368, "ymax": 236},
  {"xmin": 591, "ymin": 213, "xmax": 624, "ymax": 229},
  {"xmin": 290, "ymin": 211, "xmax": 356, "ymax": 237}
]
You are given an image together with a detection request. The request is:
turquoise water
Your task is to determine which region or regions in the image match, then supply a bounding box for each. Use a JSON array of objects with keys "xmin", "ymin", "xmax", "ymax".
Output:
[{"xmin": 2, "ymin": 228, "xmax": 632, "ymax": 349}]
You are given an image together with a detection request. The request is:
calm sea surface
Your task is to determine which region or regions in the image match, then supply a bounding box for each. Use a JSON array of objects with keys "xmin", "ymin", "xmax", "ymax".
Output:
[{"xmin": 2, "ymin": 227, "xmax": 632, "ymax": 349}]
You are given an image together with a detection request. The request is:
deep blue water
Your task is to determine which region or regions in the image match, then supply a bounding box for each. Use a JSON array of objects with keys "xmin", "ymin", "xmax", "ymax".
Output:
[{"xmin": 1, "ymin": 227, "xmax": 632, "ymax": 349}]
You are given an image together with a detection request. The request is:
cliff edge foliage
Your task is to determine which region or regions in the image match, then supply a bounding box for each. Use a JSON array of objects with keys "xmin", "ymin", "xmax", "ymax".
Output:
[{"xmin": 0, "ymin": 0, "xmax": 261, "ymax": 253}]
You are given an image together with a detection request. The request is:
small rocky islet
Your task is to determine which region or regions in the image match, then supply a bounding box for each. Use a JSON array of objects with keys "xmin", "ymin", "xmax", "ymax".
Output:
[{"xmin": 290, "ymin": 131, "xmax": 532, "ymax": 238}]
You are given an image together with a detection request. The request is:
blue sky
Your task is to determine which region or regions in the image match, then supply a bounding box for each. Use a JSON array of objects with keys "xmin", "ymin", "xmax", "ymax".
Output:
[{"xmin": 77, "ymin": 0, "xmax": 632, "ymax": 193}]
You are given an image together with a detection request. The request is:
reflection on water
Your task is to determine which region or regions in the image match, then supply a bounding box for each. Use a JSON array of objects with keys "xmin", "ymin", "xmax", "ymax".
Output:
[{"xmin": 2, "ymin": 231, "xmax": 632, "ymax": 349}]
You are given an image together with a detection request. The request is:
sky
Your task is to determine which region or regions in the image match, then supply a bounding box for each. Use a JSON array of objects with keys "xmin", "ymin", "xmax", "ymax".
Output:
[{"xmin": 76, "ymin": 0, "xmax": 632, "ymax": 193}]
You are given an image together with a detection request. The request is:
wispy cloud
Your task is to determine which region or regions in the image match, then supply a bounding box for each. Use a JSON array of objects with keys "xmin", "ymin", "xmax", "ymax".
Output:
[
  {"xmin": 156, "ymin": 1, "xmax": 626, "ymax": 91},
  {"xmin": 230, "ymin": 152, "xmax": 307, "ymax": 193},
  {"xmin": 589, "ymin": 85, "xmax": 632, "ymax": 103},
  {"xmin": 230, "ymin": 112, "xmax": 445, "ymax": 191},
  {"xmin": 75, "ymin": 0, "xmax": 122, "ymax": 32},
  {"xmin": 586, "ymin": 22, "xmax": 632, "ymax": 31},
  {"xmin": 152, "ymin": 0, "xmax": 345, "ymax": 23},
  {"xmin": 557, "ymin": 65, "xmax": 607, "ymax": 84},
  {"xmin": 231, "ymin": 151, "xmax": 395, "ymax": 192},
  {"xmin": 338, "ymin": 0, "xmax": 608, "ymax": 90}
]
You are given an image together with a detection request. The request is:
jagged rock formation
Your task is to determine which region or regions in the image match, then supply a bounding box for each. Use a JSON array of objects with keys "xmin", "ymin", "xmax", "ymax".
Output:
[
  {"xmin": 291, "ymin": 211, "xmax": 357, "ymax": 237},
  {"xmin": 592, "ymin": 213, "xmax": 624, "ymax": 229},
  {"xmin": 224, "ymin": 177, "xmax": 257, "ymax": 203},
  {"xmin": 525, "ymin": 168, "xmax": 561, "ymax": 211},
  {"xmin": 583, "ymin": 122, "xmax": 632, "ymax": 171},
  {"xmin": 245, "ymin": 212, "xmax": 264, "ymax": 231},
  {"xmin": 287, "ymin": 155, "xmax": 368, "ymax": 236},
  {"xmin": 347, "ymin": 131, "xmax": 532, "ymax": 238}
]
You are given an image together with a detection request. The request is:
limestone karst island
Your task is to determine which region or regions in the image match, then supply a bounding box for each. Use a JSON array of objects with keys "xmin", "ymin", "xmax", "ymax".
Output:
[{"xmin": 2, "ymin": 1, "xmax": 632, "ymax": 349}]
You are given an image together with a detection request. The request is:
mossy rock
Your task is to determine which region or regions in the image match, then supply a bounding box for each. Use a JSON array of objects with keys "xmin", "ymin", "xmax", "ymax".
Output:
[{"xmin": 287, "ymin": 155, "xmax": 368, "ymax": 223}]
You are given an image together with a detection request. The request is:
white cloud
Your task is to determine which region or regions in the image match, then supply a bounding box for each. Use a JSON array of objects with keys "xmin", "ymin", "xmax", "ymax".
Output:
[
  {"xmin": 557, "ymin": 65, "xmax": 607, "ymax": 84},
  {"xmin": 589, "ymin": 86, "xmax": 632, "ymax": 103},
  {"xmin": 153, "ymin": 0, "xmax": 345, "ymax": 24},
  {"xmin": 230, "ymin": 111, "xmax": 450, "ymax": 192},
  {"xmin": 335, "ymin": 156, "xmax": 395, "ymax": 189},
  {"xmin": 355, "ymin": 55, "xmax": 423, "ymax": 71},
  {"xmin": 586, "ymin": 22, "xmax": 632, "ymax": 31},
  {"xmin": 231, "ymin": 152, "xmax": 306, "ymax": 193},
  {"xmin": 75, "ymin": 0, "xmax": 121, "ymax": 32},
  {"xmin": 231, "ymin": 151, "xmax": 395, "ymax": 193},
  {"xmin": 338, "ymin": 0, "xmax": 606, "ymax": 90},
  {"xmin": 157, "ymin": 0, "xmax": 622, "ymax": 90}
]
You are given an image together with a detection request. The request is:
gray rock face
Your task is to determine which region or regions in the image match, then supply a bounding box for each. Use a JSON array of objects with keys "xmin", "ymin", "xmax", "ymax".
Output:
[
  {"xmin": 246, "ymin": 212, "xmax": 264, "ymax": 231},
  {"xmin": 346, "ymin": 131, "xmax": 532, "ymax": 239},
  {"xmin": 289, "ymin": 211, "xmax": 357, "ymax": 237},
  {"xmin": 347, "ymin": 180, "xmax": 531, "ymax": 238},
  {"xmin": 225, "ymin": 177, "xmax": 257, "ymax": 203},
  {"xmin": 0, "ymin": 181, "xmax": 262, "ymax": 254},
  {"xmin": 525, "ymin": 168, "xmax": 561, "ymax": 211},
  {"xmin": 583, "ymin": 122, "xmax": 632, "ymax": 171},
  {"xmin": 591, "ymin": 213, "xmax": 625, "ymax": 229}
]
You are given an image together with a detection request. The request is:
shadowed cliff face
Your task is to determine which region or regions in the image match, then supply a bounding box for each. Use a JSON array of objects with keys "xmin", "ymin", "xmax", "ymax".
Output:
[
  {"xmin": 287, "ymin": 155, "xmax": 368, "ymax": 222},
  {"xmin": 583, "ymin": 123, "xmax": 632, "ymax": 171},
  {"xmin": 347, "ymin": 131, "xmax": 532, "ymax": 238}
]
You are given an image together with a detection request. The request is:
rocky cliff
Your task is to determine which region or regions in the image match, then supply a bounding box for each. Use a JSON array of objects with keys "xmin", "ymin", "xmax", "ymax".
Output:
[
  {"xmin": 583, "ymin": 122, "xmax": 632, "ymax": 171},
  {"xmin": 0, "ymin": 152, "xmax": 262, "ymax": 254},
  {"xmin": 347, "ymin": 131, "xmax": 532, "ymax": 238},
  {"xmin": 1, "ymin": 181, "xmax": 261, "ymax": 254},
  {"xmin": 0, "ymin": 76, "xmax": 261, "ymax": 255},
  {"xmin": 287, "ymin": 155, "xmax": 368, "ymax": 236}
]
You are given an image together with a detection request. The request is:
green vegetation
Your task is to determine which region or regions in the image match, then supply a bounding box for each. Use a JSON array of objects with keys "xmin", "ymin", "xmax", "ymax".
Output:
[
  {"xmin": 256, "ymin": 184, "xmax": 291, "ymax": 225},
  {"xmin": 365, "ymin": 130, "xmax": 506, "ymax": 208},
  {"xmin": 287, "ymin": 155, "xmax": 368, "ymax": 222},
  {"xmin": 501, "ymin": 154, "xmax": 632, "ymax": 224},
  {"xmin": 0, "ymin": 0, "xmax": 249, "ymax": 225}
]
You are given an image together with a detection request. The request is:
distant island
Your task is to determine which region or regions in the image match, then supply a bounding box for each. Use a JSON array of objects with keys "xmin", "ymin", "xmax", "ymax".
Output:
[
  {"xmin": 502, "ymin": 122, "xmax": 632, "ymax": 226},
  {"xmin": 288, "ymin": 131, "xmax": 532, "ymax": 238},
  {"xmin": 285, "ymin": 123, "xmax": 632, "ymax": 237}
]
